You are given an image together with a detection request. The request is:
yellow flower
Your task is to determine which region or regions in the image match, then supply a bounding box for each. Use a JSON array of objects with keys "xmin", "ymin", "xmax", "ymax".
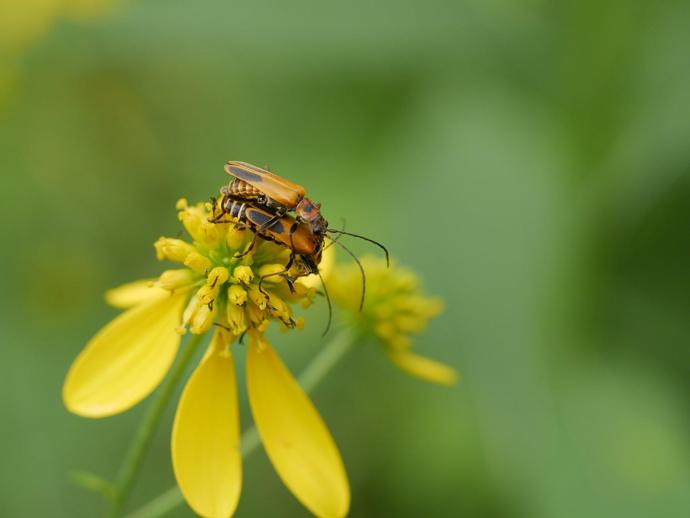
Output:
[
  {"xmin": 330, "ymin": 256, "xmax": 457, "ymax": 386},
  {"xmin": 63, "ymin": 200, "xmax": 348, "ymax": 518}
]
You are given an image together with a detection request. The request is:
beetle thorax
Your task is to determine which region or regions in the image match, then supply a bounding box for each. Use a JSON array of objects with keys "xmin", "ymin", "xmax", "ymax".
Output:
[{"xmin": 296, "ymin": 198, "xmax": 327, "ymax": 235}]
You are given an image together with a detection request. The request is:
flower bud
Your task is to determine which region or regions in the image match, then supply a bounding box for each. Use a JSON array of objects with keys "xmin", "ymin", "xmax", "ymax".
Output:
[
  {"xmin": 248, "ymin": 286, "xmax": 267, "ymax": 310},
  {"xmin": 228, "ymin": 284, "xmax": 247, "ymax": 306},
  {"xmin": 190, "ymin": 303, "xmax": 216, "ymax": 334},
  {"xmin": 226, "ymin": 303, "xmax": 247, "ymax": 335},
  {"xmin": 246, "ymin": 301, "xmax": 266, "ymax": 326},
  {"xmin": 154, "ymin": 237, "xmax": 196, "ymax": 263},
  {"xmin": 184, "ymin": 252, "xmax": 212, "ymax": 275},
  {"xmin": 207, "ymin": 266, "xmax": 229, "ymax": 288},
  {"xmin": 233, "ymin": 265, "xmax": 254, "ymax": 284}
]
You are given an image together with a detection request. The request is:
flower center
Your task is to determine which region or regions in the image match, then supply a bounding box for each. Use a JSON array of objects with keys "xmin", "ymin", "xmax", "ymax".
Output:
[{"xmin": 154, "ymin": 200, "xmax": 314, "ymax": 338}]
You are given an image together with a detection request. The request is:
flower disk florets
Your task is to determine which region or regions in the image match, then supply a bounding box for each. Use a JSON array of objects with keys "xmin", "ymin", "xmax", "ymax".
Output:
[
  {"xmin": 154, "ymin": 199, "xmax": 314, "ymax": 337},
  {"xmin": 330, "ymin": 257, "xmax": 444, "ymax": 352}
]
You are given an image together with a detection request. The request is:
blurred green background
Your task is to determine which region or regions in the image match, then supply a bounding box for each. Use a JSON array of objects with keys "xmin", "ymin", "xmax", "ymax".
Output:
[{"xmin": 2, "ymin": 0, "xmax": 690, "ymax": 517}]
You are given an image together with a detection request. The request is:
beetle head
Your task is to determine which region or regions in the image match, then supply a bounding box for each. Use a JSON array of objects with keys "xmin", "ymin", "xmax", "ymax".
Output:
[
  {"xmin": 295, "ymin": 253, "xmax": 320, "ymax": 276},
  {"xmin": 295, "ymin": 232, "xmax": 323, "ymax": 276}
]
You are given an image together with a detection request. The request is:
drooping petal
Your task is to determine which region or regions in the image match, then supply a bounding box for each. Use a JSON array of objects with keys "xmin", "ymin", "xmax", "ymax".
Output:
[
  {"xmin": 63, "ymin": 291, "xmax": 188, "ymax": 417},
  {"xmin": 387, "ymin": 350, "xmax": 459, "ymax": 386},
  {"xmin": 104, "ymin": 279, "xmax": 166, "ymax": 309},
  {"xmin": 247, "ymin": 335, "xmax": 349, "ymax": 518},
  {"xmin": 172, "ymin": 331, "xmax": 241, "ymax": 518}
]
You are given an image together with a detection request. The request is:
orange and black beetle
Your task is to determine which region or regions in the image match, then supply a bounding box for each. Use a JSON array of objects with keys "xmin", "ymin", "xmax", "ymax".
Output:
[
  {"xmin": 217, "ymin": 198, "xmax": 323, "ymax": 278},
  {"xmin": 223, "ymin": 161, "xmax": 327, "ymax": 236},
  {"xmin": 213, "ymin": 161, "xmax": 390, "ymax": 333}
]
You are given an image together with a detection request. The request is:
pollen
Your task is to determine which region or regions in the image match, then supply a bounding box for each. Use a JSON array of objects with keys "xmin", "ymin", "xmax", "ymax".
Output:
[{"xmin": 152, "ymin": 201, "xmax": 314, "ymax": 338}]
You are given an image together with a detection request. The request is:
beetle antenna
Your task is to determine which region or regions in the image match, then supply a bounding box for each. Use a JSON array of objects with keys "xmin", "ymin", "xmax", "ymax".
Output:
[
  {"xmin": 331, "ymin": 238, "xmax": 366, "ymax": 311},
  {"xmin": 318, "ymin": 270, "xmax": 333, "ymax": 336},
  {"xmin": 327, "ymin": 229, "xmax": 389, "ymax": 267},
  {"xmin": 323, "ymin": 220, "xmax": 348, "ymax": 250},
  {"xmin": 331, "ymin": 218, "xmax": 347, "ymax": 243}
]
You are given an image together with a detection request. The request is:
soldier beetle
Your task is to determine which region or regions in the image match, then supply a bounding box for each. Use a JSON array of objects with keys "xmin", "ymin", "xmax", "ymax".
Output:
[
  {"xmin": 214, "ymin": 161, "xmax": 390, "ymax": 334},
  {"xmin": 209, "ymin": 198, "xmax": 335, "ymax": 332},
  {"xmin": 216, "ymin": 198, "xmax": 323, "ymax": 276},
  {"xmin": 223, "ymin": 161, "xmax": 327, "ymax": 235}
]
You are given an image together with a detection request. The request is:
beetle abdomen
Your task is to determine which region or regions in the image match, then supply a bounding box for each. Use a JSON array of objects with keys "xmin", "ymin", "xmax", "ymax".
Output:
[
  {"xmin": 229, "ymin": 179, "xmax": 263, "ymax": 199},
  {"xmin": 223, "ymin": 199, "xmax": 247, "ymax": 220}
]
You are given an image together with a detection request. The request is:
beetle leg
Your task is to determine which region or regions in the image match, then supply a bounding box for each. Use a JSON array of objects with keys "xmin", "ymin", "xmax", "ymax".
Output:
[
  {"xmin": 208, "ymin": 196, "xmax": 231, "ymax": 223},
  {"xmin": 258, "ymin": 250, "xmax": 295, "ymax": 305},
  {"xmin": 234, "ymin": 213, "xmax": 280, "ymax": 258},
  {"xmin": 258, "ymin": 266, "xmax": 298, "ymax": 330},
  {"xmin": 209, "ymin": 213, "xmax": 231, "ymax": 224},
  {"xmin": 283, "ymin": 222, "xmax": 299, "ymax": 294},
  {"xmin": 284, "ymin": 274, "xmax": 296, "ymax": 293},
  {"xmin": 233, "ymin": 211, "xmax": 283, "ymax": 257},
  {"xmin": 209, "ymin": 215, "xmax": 234, "ymax": 224},
  {"xmin": 258, "ymin": 252, "xmax": 295, "ymax": 295},
  {"xmin": 234, "ymin": 232, "xmax": 260, "ymax": 258}
]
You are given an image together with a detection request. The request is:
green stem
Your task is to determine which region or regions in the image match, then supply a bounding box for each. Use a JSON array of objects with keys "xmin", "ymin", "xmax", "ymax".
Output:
[
  {"xmin": 124, "ymin": 327, "xmax": 357, "ymax": 518},
  {"xmin": 108, "ymin": 333, "xmax": 207, "ymax": 518}
]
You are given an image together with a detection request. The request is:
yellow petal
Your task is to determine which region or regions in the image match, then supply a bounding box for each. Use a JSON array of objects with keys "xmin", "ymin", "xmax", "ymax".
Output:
[
  {"xmin": 104, "ymin": 279, "xmax": 166, "ymax": 309},
  {"xmin": 387, "ymin": 350, "xmax": 459, "ymax": 386},
  {"xmin": 247, "ymin": 335, "xmax": 349, "ymax": 518},
  {"xmin": 172, "ymin": 331, "xmax": 241, "ymax": 518},
  {"xmin": 63, "ymin": 291, "xmax": 188, "ymax": 417}
]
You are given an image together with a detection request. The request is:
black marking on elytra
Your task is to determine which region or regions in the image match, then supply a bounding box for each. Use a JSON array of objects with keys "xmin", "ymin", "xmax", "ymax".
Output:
[
  {"xmin": 269, "ymin": 220, "xmax": 285, "ymax": 233},
  {"xmin": 230, "ymin": 166, "xmax": 263, "ymax": 183},
  {"xmin": 247, "ymin": 209, "xmax": 271, "ymax": 227},
  {"xmin": 247, "ymin": 210, "xmax": 285, "ymax": 233}
]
